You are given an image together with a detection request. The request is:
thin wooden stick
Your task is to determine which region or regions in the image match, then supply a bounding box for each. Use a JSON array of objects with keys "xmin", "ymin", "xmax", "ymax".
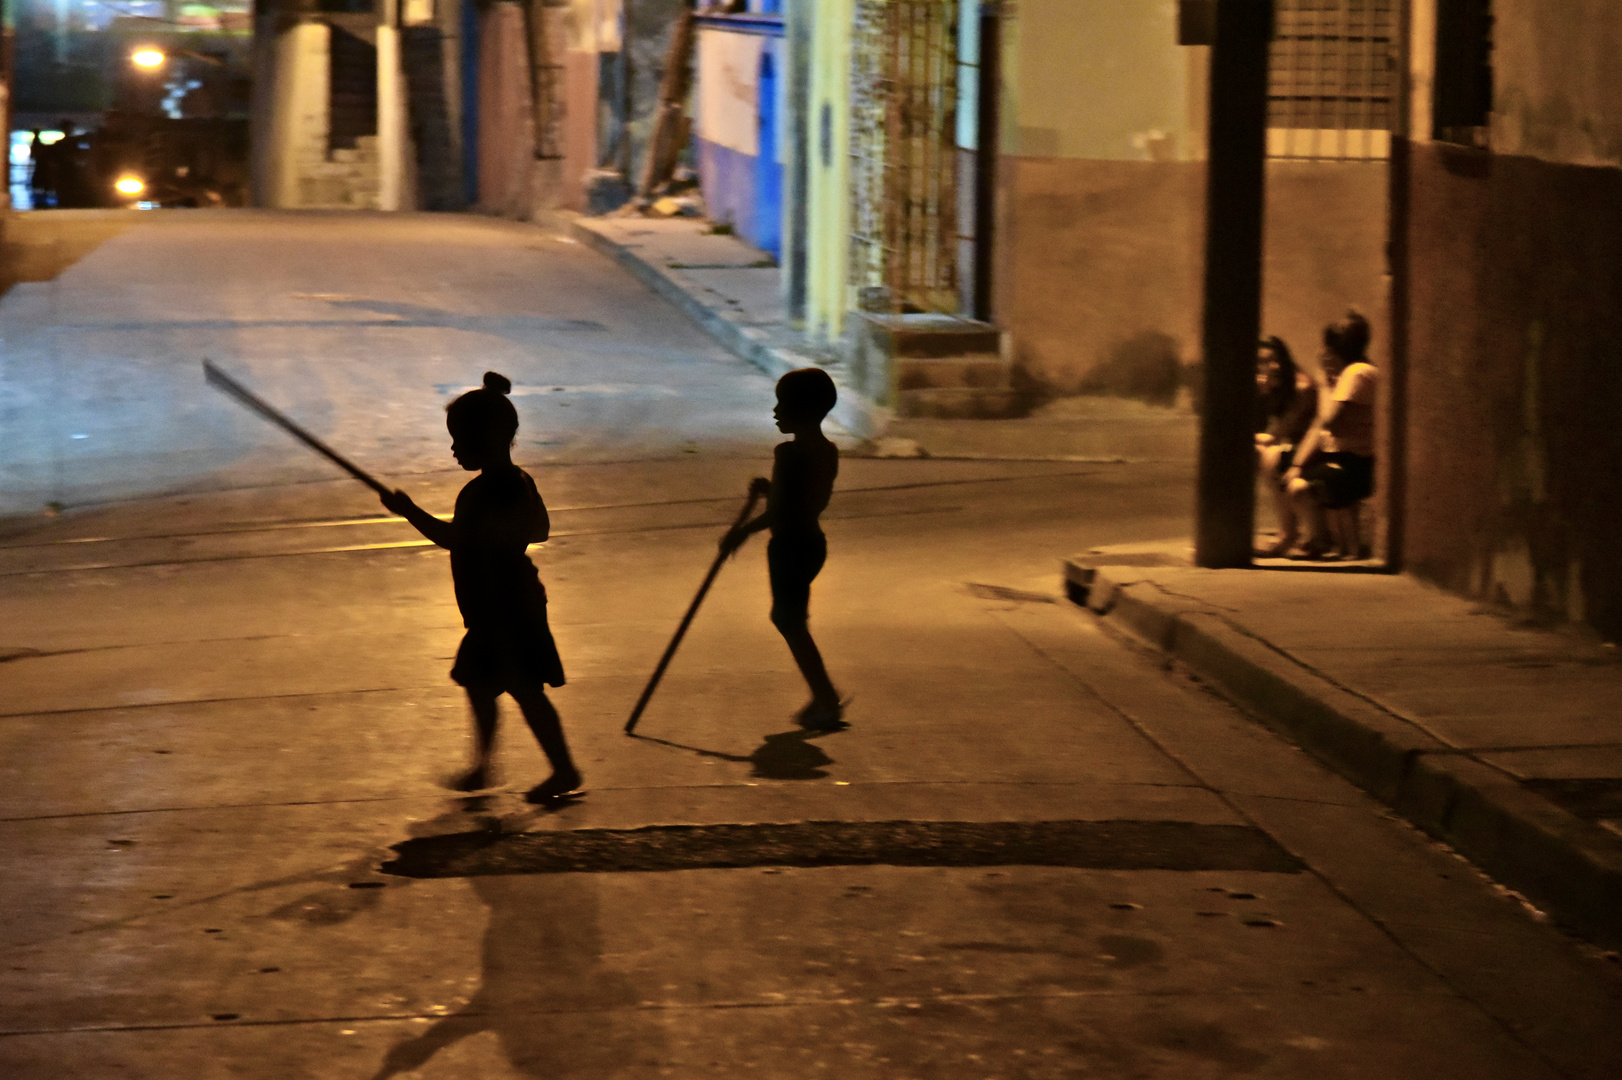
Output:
[
  {"xmin": 625, "ymin": 487, "xmax": 764, "ymax": 734},
  {"xmin": 203, "ymin": 359, "xmax": 390, "ymax": 496}
]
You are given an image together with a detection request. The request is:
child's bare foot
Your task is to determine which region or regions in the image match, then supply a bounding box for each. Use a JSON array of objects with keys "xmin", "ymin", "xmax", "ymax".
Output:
[
  {"xmin": 446, "ymin": 764, "xmax": 492, "ymax": 792},
  {"xmin": 1255, "ymin": 532, "xmax": 1297, "ymax": 557},
  {"xmin": 524, "ymin": 767, "xmax": 583, "ymax": 803},
  {"xmin": 796, "ymin": 698, "xmax": 847, "ymax": 731}
]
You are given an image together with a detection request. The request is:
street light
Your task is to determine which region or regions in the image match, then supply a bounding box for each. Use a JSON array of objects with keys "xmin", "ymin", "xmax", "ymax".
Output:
[
  {"xmin": 114, "ymin": 176, "xmax": 146, "ymax": 197},
  {"xmin": 131, "ymin": 48, "xmax": 166, "ymax": 70}
]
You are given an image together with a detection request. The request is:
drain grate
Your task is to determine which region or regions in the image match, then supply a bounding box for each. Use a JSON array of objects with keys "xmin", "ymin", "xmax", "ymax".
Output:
[{"xmin": 380, "ymin": 819, "xmax": 1304, "ymax": 878}]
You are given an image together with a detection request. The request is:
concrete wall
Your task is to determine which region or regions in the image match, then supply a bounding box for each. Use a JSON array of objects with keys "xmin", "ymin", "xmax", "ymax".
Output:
[
  {"xmin": 255, "ymin": 18, "xmax": 388, "ymax": 210},
  {"xmin": 991, "ymin": 0, "xmax": 1388, "ymax": 401},
  {"xmin": 695, "ymin": 24, "xmax": 762, "ymax": 233},
  {"xmin": 267, "ymin": 22, "xmax": 332, "ymax": 209},
  {"xmin": 1262, "ymin": 161, "xmax": 1389, "ymax": 379},
  {"xmin": 1399, "ymin": 0, "xmax": 1622, "ymax": 640},
  {"xmin": 559, "ymin": 0, "xmax": 604, "ymax": 213},
  {"xmin": 694, "ymin": 20, "xmax": 784, "ymax": 255},
  {"xmin": 476, "ymin": 2, "xmax": 534, "ymax": 215},
  {"xmin": 997, "ymin": 0, "xmax": 1202, "ymax": 163}
]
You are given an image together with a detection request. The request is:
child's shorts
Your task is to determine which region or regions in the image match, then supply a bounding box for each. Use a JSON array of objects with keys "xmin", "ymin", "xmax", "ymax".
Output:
[
  {"xmin": 1301, "ymin": 452, "xmax": 1375, "ymax": 509},
  {"xmin": 451, "ymin": 615, "xmax": 566, "ymax": 693},
  {"xmin": 767, "ymin": 531, "xmax": 827, "ymax": 625}
]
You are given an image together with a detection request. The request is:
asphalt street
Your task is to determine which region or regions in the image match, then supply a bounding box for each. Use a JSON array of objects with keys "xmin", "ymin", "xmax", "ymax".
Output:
[{"xmin": 1, "ymin": 211, "xmax": 1619, "ymax": 1079}]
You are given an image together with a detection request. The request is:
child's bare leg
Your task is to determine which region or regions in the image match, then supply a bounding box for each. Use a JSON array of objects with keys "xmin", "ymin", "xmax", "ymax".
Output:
[
  {"xmin": 1330, "ymin": 506, "xmax": 1362, "ymax": 557},
  {"xmin": 1286, "ymin": 478, "xmax": 1329, "ymax": 552},
  {"xmin": 1270, "ymin": 481, "xmax": 1298, "ymax": 550},
  {"xmin": 452, "ymin": 690, "xmax": 499, "ymax": 790},
  {"xmin": 511, "ymin": 685, "xmax": 580, "ymax": 794},
  {"xmin": 1266, "ymin": 455, "xmax": 1299, "ymax": 551},
  {"xmin": 772, "ymin": 611, "xmax": 838, "ymax": 708}
]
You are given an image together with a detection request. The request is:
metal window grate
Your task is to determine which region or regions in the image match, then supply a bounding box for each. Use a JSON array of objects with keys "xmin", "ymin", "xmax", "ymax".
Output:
[
  {"xmin": 849, "ymin": 0, "xmax": 960, "ymax": 314},
  {"xmin": 1268, "ymin": 0, "xmax": 1396, "ymax": 160}
]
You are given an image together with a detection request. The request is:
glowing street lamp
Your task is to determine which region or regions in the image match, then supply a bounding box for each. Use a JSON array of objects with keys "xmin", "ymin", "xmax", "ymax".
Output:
[
  {"xmin": 131, "ymin": 48, "xmax": 166, "ymax": 70},
  {"xmin": 114, "ymin": 176, "xmax": 147, "ymax": 197}
]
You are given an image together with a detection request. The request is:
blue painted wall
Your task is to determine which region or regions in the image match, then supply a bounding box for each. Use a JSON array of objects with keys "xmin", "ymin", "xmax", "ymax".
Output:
[{"xmin": 753, "ymin": 50, "xmax": 782, "ymax": 257}]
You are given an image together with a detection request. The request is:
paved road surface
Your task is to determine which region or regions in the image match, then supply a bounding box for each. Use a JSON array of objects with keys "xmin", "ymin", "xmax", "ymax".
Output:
[{"xmin": 1, "ymin": 211, "xmax": 1617, "ymax": 1079}]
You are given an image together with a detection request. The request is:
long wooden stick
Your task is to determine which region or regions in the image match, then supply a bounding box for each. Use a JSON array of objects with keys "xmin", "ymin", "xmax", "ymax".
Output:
[
  {"xmin": 625, "ymin": 487, "xmax": 764, "ymax": 734},
  {"xmin": 203, "ymin": 359, "xmax": 391, "ymax": 496}
]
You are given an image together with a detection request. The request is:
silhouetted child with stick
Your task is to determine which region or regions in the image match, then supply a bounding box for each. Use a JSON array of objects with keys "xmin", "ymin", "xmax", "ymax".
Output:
[
  {"xmin": 380, "ymin": 371, "xmax": 582, "ymax": 802},
  {"xmin": 721, "ymin": 368, "xmax": 844, "ymax": 729}
]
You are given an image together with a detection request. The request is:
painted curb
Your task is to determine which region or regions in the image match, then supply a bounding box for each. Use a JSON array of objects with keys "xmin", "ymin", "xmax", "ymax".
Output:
[
  {"xmin": 569, "ymin": 220, "xmax": 888, "ymax": 439},
  {"xmin": 1085, "ymin": 567, "xmax": 1622, "ymax": 951}
]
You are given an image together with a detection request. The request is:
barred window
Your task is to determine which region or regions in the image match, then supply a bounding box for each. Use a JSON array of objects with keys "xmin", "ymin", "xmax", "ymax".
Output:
[{"xmin": 1268, "ymin": 0, "xmax": 1397, "ymax": 160}]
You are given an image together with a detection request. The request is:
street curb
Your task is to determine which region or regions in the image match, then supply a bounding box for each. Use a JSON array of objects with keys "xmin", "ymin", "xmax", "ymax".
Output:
[
  {"xmin": 1082, "ymin": 566, "xmax": 1622, "ymax": 951},
  {"xmin": 569, "ymin": 219, "xmax": 889, "ymax": 439}
]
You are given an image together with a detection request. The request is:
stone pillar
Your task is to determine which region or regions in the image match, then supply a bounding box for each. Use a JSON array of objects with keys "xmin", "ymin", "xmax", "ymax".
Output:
[
  {"xmin": 268, "ymin": 20, "xmax": 332, "ymax": 209},
  {"xmin": 377, "ymin": 0, "xmax": 408, "ymax": 210}
]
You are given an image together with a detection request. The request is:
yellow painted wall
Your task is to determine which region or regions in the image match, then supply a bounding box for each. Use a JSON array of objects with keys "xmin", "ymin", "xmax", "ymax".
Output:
[
  {"xmin": 1000, "ymin": 0, "xmax": 1203, "ymax": 162},
  {"xmin": 804, "ymin": 0, "xmax": 853, "ymax": 345}
]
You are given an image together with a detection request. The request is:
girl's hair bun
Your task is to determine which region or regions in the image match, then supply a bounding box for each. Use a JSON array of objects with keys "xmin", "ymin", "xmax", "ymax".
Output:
[{"xmin": 482, "ymin": 371, "xmax": 512, "ymax": 395}]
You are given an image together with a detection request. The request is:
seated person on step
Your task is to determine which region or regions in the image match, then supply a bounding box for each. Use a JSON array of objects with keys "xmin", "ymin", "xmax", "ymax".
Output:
[
  {"xmin": 1282, "ymin": 312, "xmax": 1378, "ymax": 560},
  {"xmin": 1254, "ymin": 335, "xmax": 1319, "ymax": 557}
]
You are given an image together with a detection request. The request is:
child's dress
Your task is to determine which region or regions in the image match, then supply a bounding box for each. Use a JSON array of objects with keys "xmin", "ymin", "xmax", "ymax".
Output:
[{"xmin": 447, "ymin": 465, "xmax": 565, "ymax": 691}]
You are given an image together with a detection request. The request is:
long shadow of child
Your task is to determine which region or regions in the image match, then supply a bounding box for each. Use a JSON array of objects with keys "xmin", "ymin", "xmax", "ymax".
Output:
[{"xmin": 369, "ymin": 807, "xmax": 653, "ymax": 1079}]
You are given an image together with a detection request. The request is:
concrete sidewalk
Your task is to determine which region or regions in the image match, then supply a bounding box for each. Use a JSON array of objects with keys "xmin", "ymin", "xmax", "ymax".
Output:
[
  {"xmin": 568, "ymin": 216, "xmax": 875, "ymax": 434},
  {"xmin": 1066, "ymin": 552, "xmax": 1622, "ymax": 951},
  {"xmin": 570, "ymin": 215, "xmax": 1199, "ymax": 463}
]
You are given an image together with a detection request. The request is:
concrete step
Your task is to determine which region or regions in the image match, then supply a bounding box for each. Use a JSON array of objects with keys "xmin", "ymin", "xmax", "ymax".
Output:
[
  {"xmin": 862, "ymin": 313, "xmax": 1000, "ymax": 358},
  {"xmin": 896, "ymin": 353, "xmax": 1010, "ymax": 391},
  {"xmin": 897, "ymin": 387, "xmax": 1028, "ymax": 420}
]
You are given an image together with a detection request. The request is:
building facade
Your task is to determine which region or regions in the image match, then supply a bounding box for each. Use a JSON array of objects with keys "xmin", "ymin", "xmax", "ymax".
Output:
[
  {"xmin": 1397, "ymin": 0, "xmax": 1622, "ymax": 640},
  {"xmin": 249, "ymin": 0, "xmax": 679, "ymax": 215}
]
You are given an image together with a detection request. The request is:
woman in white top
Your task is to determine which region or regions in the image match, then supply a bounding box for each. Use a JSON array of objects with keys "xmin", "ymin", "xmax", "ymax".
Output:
[{"xmin": 1283, "ymin": 312, "xmax": 1378, "ymax": 560}]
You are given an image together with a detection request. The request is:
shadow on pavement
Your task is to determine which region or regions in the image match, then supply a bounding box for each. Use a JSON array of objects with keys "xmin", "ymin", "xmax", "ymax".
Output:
[
  {"xmin": 369, "ymin": 805, "xmax": 656, "ymax": 1079},
  {"xmin": 632, "ymin": 728, "xmax": 838, "ymax": 781}
]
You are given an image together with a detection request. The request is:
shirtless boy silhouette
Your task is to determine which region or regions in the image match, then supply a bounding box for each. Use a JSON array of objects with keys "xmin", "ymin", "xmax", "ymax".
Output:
[
  {"xmin": 380, "ymin": 371, "xmax": 582, "ymax": 802},
  {"xmin": 721, "ymin": 368, "xmax": 844, "ymax": 729}
]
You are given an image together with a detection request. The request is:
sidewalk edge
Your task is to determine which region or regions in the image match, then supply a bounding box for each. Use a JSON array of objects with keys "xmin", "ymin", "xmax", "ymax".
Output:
[
  {"xmin": 1085, "ymin": 567, "xmax": 1622, "ymax": 951},
  {"xmin": 570, "ymin": 219, "xmax": 888, "ymax": 439}
]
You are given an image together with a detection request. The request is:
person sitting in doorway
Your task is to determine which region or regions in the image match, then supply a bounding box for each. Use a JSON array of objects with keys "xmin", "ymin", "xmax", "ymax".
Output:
[
  {"xmin": 1254, "ymin": 335, "xmax": 1319, "ymax": 557},
  {"xmin": 1282, "ymin": 311, "xmax": 1378, "ymax": 560}
]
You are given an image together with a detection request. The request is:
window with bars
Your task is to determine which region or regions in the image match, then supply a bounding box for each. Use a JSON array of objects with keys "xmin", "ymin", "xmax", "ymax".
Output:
[
  {"xmin": 1268, "ymin": 0, "xmax": 1396, "ymax": 160},
  {"xmin": 848, "ymin": 0, "xmax": 960, "ymax": 315}
]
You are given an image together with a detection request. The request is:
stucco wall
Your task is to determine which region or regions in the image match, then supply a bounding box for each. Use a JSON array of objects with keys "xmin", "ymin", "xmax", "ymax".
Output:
[
  {"xmin": 990, "ymin": 0, "xmax": 1386, "ymax": 401},
  {"xmin": 1403, "ymin": 144, "xmax": 1622, "ymax": 638},
  {"xmin": 993, "ymin": 156, "xmax": 1387, "ymax": 399},
  {"xmin": 998, "ymin": 0, "xmax": 1201, "ymax": 162},
  {"xmin": 1262, "ymin": 161, "xmax": 1389, "ymax": 375},
  {"xmin": 476, "ymin": 2, "xmax": 533, "ymax": 215},
  {"xmin": 1488, "ymin": 0, "xmax": 1622, "ymax": 168}
]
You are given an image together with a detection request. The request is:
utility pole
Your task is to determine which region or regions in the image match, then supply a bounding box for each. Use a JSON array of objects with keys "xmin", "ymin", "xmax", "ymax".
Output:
[
  {"xmin": 1195, "ymin": 0, "xmax": 1272, "ymax": 568},
  {"xmin": 376, "ymin": 0, "xmax": 406, "ymax": 210}
]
